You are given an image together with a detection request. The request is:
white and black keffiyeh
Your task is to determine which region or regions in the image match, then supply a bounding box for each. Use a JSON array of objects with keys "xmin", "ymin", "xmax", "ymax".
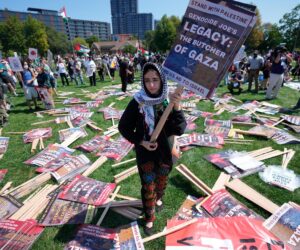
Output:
[{"xmin": 134, "ymin": 62, "xmax": 168, "ymax": 136}]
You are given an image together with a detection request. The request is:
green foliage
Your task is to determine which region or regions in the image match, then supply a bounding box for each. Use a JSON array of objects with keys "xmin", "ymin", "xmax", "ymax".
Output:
[
  {"xmin": 259, "ymin": 23, "xmax": 283, "ymax": 52},
  {"xmin": 24, "ymin": 16, "xmax": 49, "ymax": 56},
  {"xmin": 122, "ymin": 44, "xmax": 136, "ymax": 55},
  {"xmin": 143, "ymin": 30, "xmax": 156, "ymax": 51},
  {"xmin": 153, "ymin": 15, "xmax": 179, "ymax": 52},
  {"xmin": 72, "ymin": 37, "xmax": 88, "ymax": 47},
  {"xmin": 279, "ymin": 4, "xmax": 300, "ymax": 50},
  {"xmin": 245, "ymin": 8, "xmax": 264, "ymax": 51},
  {"xmin": 46, "ymin": 26, "xmax": 71, "ymax": 55},
  {"xmin": 86, "ymin": 35, "xmax": 100, "ymax": 47},
  {"xmin": 0, "ymin": 16, "xmax": 26, "ymax": 55}
]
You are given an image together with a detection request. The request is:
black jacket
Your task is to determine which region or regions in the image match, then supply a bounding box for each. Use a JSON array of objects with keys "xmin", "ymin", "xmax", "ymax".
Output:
[{"xmin": 118, "ymin": 98, "xmax": 186, "ymax": 166}]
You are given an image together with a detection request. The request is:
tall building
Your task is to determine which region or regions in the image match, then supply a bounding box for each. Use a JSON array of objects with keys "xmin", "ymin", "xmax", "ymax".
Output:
[
  {"xmin": 110, "ymin": 0, "xmax": 153, "ymax": 39},
  {"xmin": 0, "ymin": 8, "xmax": 111, "ymax": 41}
]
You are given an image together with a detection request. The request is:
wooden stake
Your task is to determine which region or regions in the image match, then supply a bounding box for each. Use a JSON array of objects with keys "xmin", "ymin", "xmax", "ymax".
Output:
[
  {"xmin": 31, "ymin": 138, "xmax": 39, "ymax": 153},
  {"xmin": 212, "ymin": 173, "xmax": 231, "ymax": 192},
  {"xmin": 254, "ymin": 150, "xmax": 292, "ymax": 161},
  {"xmin": 96, "ymin": 186, "xmax": 121, "ymax": 226},
  {"xmin": 114, "ymin": 166, "xmax": 138, "ymax": 184},
  {"xmin": 282, "ymin": 150, "xmax": 295, "ymax": 169},
  {"xmin": 112, "ymin": 158, "xmax": 136, "ymax": 168},
  {"xmin": 232, "ymin": 121, "xmax": 259, "ymax": 126},
  {"xmin": 66, "ymin": 117, "xmax": 73, "ymax": 128},
  {"xmin": 270, "ymin": 119, "xmax": 284, "ymax": 127},
  {"xmin": 150, "ymin": 86, "xmax": 184, "ymax": 142},
  {"xmin": 0, "ymin": 181, "xmax": 12, "ymax": 194},
  {"xmin": 87, "ymin": 122, "xmax": 102, "ymax": 132},
  {"xmin": 5, "ymin": 132, "xmax": 26, "ymax": 135},
  {"xmin": 281, "ymin": 148, "xmax": 288, "ymax": 166},
  {"xmin": 142, "ymin": 218, "xmax": 198, "ymax": 243},
  {"xmin": 225, "ymin": 179, "xmax": 279, "ymax": 214},
  {"xmin": 60, "ymin": 131, "xmax": 82, "ymax": 147},
  {"xmin": 114, "ymin": 193, "xmax": 138, "ymax": 201},
  {"xmin": 248, "ymin": 147, "xmax": 273, "ymax": 157},
  {"xmin": 176, "ymin": 164, "xmax": 213, "ymax": 196},
  {"xmin": 82, "ymin": 156, "xmax": 108, "ymax": 177},
  {"xmin": 108, "ymin": 102, "xmax": 115, "ymax": 108},
  {"xmin": 31, "ymin": 119, "xmax": 55, "ymax": 126}
]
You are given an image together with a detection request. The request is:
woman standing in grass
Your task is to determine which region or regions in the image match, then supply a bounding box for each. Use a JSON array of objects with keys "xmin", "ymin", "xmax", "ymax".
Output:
[{"xmin": 118, "ymin": 62, "xmax": 186, "ymax": 235}]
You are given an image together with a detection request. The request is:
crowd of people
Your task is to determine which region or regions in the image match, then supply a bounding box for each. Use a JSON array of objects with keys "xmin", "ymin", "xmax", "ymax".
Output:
[
  {"xmin": 0, "ymin": 45, "xmax": 299, "ymax": 127},
  {"xmin": 226, "ymin": 46, "xmax": 300, "ymax": 100}
]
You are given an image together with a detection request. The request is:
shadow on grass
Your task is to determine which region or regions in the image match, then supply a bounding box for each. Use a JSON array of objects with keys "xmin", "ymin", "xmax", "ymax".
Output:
[{"xmin": 169, "ymin": 174, "xmax": 204, "ymax": 198}]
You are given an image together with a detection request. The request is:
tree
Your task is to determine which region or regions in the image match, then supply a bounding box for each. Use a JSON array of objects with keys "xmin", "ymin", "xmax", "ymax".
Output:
[
  {"xmin": 144, "ymin": 30, "xmax": 157, "ymax": 51},
  {"xmin": 0, "ymin": 16, "xmax": 25, "ymax": 55},
  {"xmin": 245, "ymin": 8, "xmax": 264, "ymax": 51},
  {"xmin": 259, "ymin": 23, "xmax": 283, "ymax": 52},
  {"xmin": 122, "ymin": 44, "xmax": 136, "ymax": 55},
  {"xmin": 46, "ymin": 26, "xmax": 71, "ymax": 55},
  {"xmin": 86, "ymin": 35, "xmax": 100, "ymax": 47},
  {"xmin": 24, "ymin": 16, "xmax": 49, "ymax": 55},
  {"xmin": 153, "ymin": 15, "xmax": 177, "ymax": 52},
  {"xmin": 279, "ymin": 4, "xmax": 300, "ymax": 50}
]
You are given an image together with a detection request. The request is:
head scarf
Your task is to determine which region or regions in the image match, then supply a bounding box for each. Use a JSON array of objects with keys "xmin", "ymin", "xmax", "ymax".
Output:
[{"xmin": 134, "ymin": 62, "xmax": 168, "ymax": 136}]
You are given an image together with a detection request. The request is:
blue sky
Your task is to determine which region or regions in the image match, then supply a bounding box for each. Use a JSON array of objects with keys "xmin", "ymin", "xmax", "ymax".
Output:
[{"xmin": 0, "ymin": 0, "xmax": 299, "ymax": 24}]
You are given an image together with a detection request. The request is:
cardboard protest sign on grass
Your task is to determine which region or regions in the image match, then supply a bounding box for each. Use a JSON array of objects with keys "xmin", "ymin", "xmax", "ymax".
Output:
[
  {"xmin": 172, "ymin": 195, "xmax": 208, "ymax": 221},
  {"xmin": 58, "ymin": 174, "xmax": 116, "ymax": 206},
  {"xmin": 166, "ymin": 217, "xmax": 285, "ymax": 249},
  {"xmin": 58, "ymin": 127, "xmax": 88, "ymax": 143},
  {"xmin": 39, "ymin": 192, "xmax": 95, "ymax": 226},
  {"xmin": 0, "ymin": 169, "xmax": 7, "ymax": 182},
  {"xmin": 0, "ymin": 219, "xmax": 44, "ymax": 250},
  {"xmin": 263, "ymin": 202, "xmax": 300, "ymax": 250},
  {"xmin": 51, "ymin": 154, "xmax": 90, "ymax": 183},
  {"xmin": 198, "ymin": 189, "xmax": 262, "ymax": 219},
  {"xmin": 0, "ymin": 195, "xmax": 23, "ymax": 219},
  {"xmin": 76, "ymin": 135, "xmax": 111, "ymax": 153},
  {"xmin": 24, "ymin": 143, "xmax": 74, "ymax": 167},
  {"xmin": 23, "ymin": 128, "xmax": 52, "ymax": 143},
  {"xmin": 64, "ymin": 225, "xmax": 118, "ymax": 250},
  {"xmin": 0, "ymin": 137, "xmax": 9, "ymax": 155},
  {"xmin": 162, "ymin": 0, "xmax": 257, "ymax": 97},
  {"xmin": 64, "ymin": 222, "xmax": 144, "ymax": 250}
]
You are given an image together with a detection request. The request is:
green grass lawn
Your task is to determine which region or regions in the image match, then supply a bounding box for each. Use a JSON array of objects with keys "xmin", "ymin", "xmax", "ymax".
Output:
[{"xmin": 0, "ymin": 73, "xmax": 299, "ymax": 250}]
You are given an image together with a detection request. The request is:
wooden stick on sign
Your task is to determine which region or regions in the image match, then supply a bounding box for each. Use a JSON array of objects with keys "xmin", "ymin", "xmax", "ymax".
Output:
[
  {"xmin": 150, "ymin": 86, "xmax": 184, "ymax": 142},
  {"xmin": 142, "ymin": 218, "xmax": 198, "ymax": 243},
  {"xmin": 96, "ymin": 186, "xmax": 121, "ymax": 226},
  {"xmin": 225, "ymin": 178, "xmax": 279, "ymax": 214},
  {"xmin": 31, "ymin": 138, "xmax": 39, "ymax": 153}
]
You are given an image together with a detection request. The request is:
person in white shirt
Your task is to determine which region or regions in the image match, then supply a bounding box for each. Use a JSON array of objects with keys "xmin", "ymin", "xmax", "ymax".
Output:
[
  {"xmin": 86, "ymin": 56, "xmax": 96, "ymax": 86},
  {"xmin": 57, "ymin": 59, "xmax": 69, "ymax": 86}
]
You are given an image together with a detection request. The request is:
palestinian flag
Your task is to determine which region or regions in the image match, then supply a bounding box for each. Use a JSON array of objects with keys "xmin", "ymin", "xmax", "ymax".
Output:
[
  {"xmin": 137, "ymin": 47, "xmax": 149, "ymax": 57},
  {"xmin": 59, "ymin": 6, "xmax": 68, "ymax": 23},
  {"xmin": 74, "ymin": 44, "xmax": 90, "ymax": 53}
]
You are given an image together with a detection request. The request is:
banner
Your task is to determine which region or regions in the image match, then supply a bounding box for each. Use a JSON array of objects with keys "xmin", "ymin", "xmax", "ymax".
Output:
[
  {"xmin": 28, "ymin": 48, "xmax": 38, "ymax": 60},
  {"xmin": 166, "ymin": 217, "xmax": 287, "ymax": 249},
  {"xmin": 8, "ymin": 56, "xmax": 23, "ymax": 72},
  {"xmin": 163, "ymin": 0, "xmax": 256, "ymax": 97}
]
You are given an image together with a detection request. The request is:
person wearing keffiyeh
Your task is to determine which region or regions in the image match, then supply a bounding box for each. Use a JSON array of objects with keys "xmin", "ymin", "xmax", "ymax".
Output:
[{"xmin": 118, "ymin": 62, "xmax": 186, "ymax": 235}]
